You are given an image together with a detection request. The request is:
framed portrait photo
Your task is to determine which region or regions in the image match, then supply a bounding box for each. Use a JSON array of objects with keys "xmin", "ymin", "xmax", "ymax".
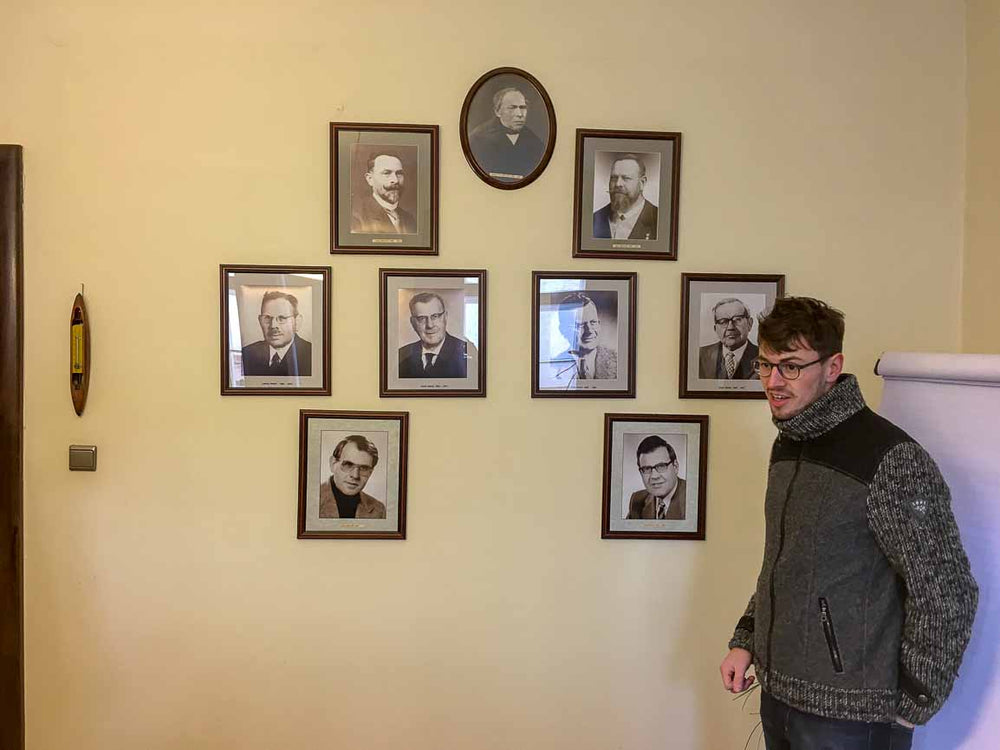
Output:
[
  {"xmin": 601, "ymin": 413, "xmax": 708, "ymax": 540},
  {"xmin": 297, "ymin": 410, "xmax": 409, "ymax": 540},
  {"xmin": 460, "ymin": 67, "xmax": 556, "ymax": 190},
  {"xmin": 220, "ymin": 265, "xmax": 330, "ymax": 395},
  {"xmin": 380, "ymin": 269, "xmax": 486, "ymax": 397},
  {"xmin": 532, "ymin": 271, "xmax": 636, "ymax": 398},
  {"xmin": 679, "ymin": 273, "xmax": 785, "ymax": 399},
  {"xmin": 572, "ymin": 129, "xmax": 682, "ymax": 261},
  {"xmin": 330, "ymin": 122, "xmax": 438, "ymax": 255}
]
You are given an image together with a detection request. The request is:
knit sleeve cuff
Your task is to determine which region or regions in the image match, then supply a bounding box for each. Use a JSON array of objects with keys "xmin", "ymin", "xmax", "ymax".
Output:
[{"xmin": 728, "ymin": 616, "xmax": 754, "ymax": 652}]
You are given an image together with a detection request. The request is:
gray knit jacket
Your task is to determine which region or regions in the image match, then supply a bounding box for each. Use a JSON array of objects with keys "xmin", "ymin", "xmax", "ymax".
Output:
[{"xmin": 729, "ymin": 375, "xmax": 978, "ymax": 725}]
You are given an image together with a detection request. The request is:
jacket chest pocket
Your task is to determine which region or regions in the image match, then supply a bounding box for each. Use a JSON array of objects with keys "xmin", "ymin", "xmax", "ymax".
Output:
[{"xmin": 818, "ymin": 597, "xmax": 845, "ymax": 674}]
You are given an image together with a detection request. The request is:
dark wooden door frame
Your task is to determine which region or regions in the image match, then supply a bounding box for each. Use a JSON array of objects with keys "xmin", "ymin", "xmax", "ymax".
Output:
[{"xmin": 0, "ymin": 144, "xmax": 25, "ymax": 750}]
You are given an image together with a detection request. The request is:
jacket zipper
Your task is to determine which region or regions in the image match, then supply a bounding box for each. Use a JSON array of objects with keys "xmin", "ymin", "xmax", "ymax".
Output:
[
  {"xmin": 818, "ymin": 597, "xmax": 845, "ymax": 673},
  {"xmin": 766, "ymin": 444, "xmax": 802, "ymax": 677}
]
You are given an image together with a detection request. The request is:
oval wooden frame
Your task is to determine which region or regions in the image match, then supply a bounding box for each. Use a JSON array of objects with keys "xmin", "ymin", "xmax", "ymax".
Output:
[{"xmin": 459, "ymin": 67, "xmax": 557, "ymax": 190}]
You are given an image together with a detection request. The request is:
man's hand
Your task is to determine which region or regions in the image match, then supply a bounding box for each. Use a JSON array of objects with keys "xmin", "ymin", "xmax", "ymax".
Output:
[{"xmin": 720, "ymin": 647, "xmax": 755, "ymax": 693}]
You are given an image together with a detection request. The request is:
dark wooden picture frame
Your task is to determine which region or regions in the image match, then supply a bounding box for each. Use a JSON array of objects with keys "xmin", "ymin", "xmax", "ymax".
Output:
[
  {"xmin": 220, "ymin": 264, "xmax": 331, "ymax": 396},
  {"xmin": 601, "ymin": 413, "xmax": 709, "ymax": 540},
  {"xmin": 330, "ymin": 122, "xmax": 439, "ymax": 255},
  {"xmin": 460, "ymin": 67, "xmax": 556, "ymax": 190},
  {"xmin": 531, "ymin": 271, "xmax": 637, "ymax": 398},
  {"xmin": 679, "ymin": 272, "xmax": 785, "ymax": 399},
  {"xmin": 379, "ymin": 268, "xmax": 487, "ymax": 397},
  {"xmin": 572, "ymin": 128, "xmax": 682, "ymax": 261},
  {"xmin": 297, "ymin": 410, "xmax": 409, "ymax": 540}
]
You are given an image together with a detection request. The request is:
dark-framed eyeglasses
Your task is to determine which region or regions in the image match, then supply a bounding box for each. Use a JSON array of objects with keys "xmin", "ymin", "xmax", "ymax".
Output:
[
  {"xmin": 752, "ymin": 357, "xmax": 827, "ymax": 380},
  {"xmin": 638, "ymin": 461, "xmax": 677, "ymax": 478},
  {"xmin": 336, "ymin": 460, "xmax": 374, "ymax": 477},
  {"xmin": 714, "ymin": 314, "xmax": 749, "ymax": 328}
]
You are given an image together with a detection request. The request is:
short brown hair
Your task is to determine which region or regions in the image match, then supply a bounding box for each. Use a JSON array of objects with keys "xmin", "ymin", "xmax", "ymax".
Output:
[{"xmin": 758, "ymin": 297, "xmax": 844, "ymax": 359}]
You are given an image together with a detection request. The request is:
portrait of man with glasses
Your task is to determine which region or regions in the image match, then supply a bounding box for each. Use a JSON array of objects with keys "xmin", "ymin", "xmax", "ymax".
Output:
[
  {"xmin": 698, "ymin": 297, "xmax": 758, "ymax": 380},
  {"xmin": 241, "ymin": 290, "xmax": 313, "ymax": 377},
  {"xmin": 319, "ymin": 435, "xmax": 386, "ymax": 520},
  {"xmin": 625, "ymin": 435, "xmax": 686, "ymax": 520},
  {"xmin": 397, "ymin": 290, "xmax": 477, "ymax": 379}
]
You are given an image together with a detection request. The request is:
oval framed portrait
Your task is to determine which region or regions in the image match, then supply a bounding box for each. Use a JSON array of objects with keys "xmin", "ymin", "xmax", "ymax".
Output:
[{"xmin": 459, "ymin": 67, "xmax": 556, "ymax": 190}]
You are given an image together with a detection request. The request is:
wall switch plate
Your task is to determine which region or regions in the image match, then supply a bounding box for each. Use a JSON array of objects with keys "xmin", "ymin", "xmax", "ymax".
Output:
[{"xmin": 69, "ymin": 445, "xmax": 97, "ymax": 471}]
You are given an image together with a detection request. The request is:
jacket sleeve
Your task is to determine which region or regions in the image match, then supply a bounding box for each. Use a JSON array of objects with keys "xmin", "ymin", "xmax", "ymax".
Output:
[
  {"xmin": 727, "ymin": 595, "xmax": 755, "ymax": 653},
  {"xmin": 868, "ymin": 442, "xmax": 978, "ymax": 725}
]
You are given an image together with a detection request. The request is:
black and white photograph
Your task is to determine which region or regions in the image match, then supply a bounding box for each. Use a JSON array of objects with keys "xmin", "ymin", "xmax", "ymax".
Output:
[
  {"xmin": 602, "ymin": 413, "xmax": 708, "ymax": 540},
  {"xmin": 297, "ymin": 410, "xmax": 408, "ymax": 539},
  {"xmin": 460, "ymin": 67, "xmax": 556, "ymax": 190},
  {"xmin": 532, "ymin": 271, "xmax": 636, "ymax": 398},
  {"xmin": 220, "ymin": 265, "xmax": 330, "ymax": 395},
  {"xmin": 331, "ymin": 123, "xmax": 438, "ymax": 254},
  {"xmin": 679, "ymin": 273, "xmax": 785, "ymax": 399},
  {"xmin": 573, "ymin": 129, "xmax": 682, "ymax": 261},
  {"xmin": 380, "ymin": 269, "xmax": 486, "ymax": 397}
]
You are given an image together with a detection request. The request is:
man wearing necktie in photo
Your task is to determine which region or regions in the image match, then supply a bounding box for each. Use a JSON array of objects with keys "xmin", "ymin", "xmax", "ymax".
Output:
[
  {"xmin": 549, "ymin": 292, "xmax": 618, "ymax": 386},
  {"xmin": 350, "ymin": 151, "xmax": 417, "ymax": 235},
  {"xmin": 626, "ymin": 436, "xmax": 686, "ymax": 520},
  {"xmin": 240, "ymin": 290, "xmax": 312, "ymax": 377},
  {"xmin": 698, "ymin": 297, "xmax": 759, "ymax": 380},
  {"xmin": 397, "ymin": 291, "xmax": 476, "ymax": 378}
]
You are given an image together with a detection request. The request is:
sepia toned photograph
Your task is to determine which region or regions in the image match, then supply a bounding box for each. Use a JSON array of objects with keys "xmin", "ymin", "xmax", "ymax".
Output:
[
  {"xmin": 380, "ymin": 269, "xmax": 486, "ymax": 397},
  {"xmin": 602, "ymin": 413, "xmax": 708, "ymax": 540},
  {"xmin": 679, "ymin": 273, "xmax": 785, "ymax": 399},
  {"xmin": 460, "ymin": 67, "xmax": 556, "ymax": 190},
  {"xmin": 331, "ymin": 123, "xmax": 438, "ymax": 254},
  {"xmin": 297, "ymin": 410, "xmax": 409, "ymax": 539},
  {"xmin": 532, "ymin": 271, "xmax": 636, "ymax": 398},
  {"xmin": 573, "ymin": 129, "xmax": 682, "ymax": 261},
  {"xmin": 220, "ymin": 265, "xmax": 330, "ymax": 395}
]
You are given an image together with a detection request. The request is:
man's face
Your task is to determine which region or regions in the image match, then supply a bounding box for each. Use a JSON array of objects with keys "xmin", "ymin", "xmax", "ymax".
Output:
[
  {"xmin": 713, "ymin": 301, "xmax": 752, "ymax": 351},
  {"xmin": 496, "ymin": 91, "xmax": 528, "ymax": 131},
  {"xmin": 638, "ymin": 446, "xmax": 679, "ymax": 499},
  {"xmin": 608, "ymin": 158, "xmax": 645, "ymax": 213},
  {"xmin": 410, "ymin": 297, "xmax": 447, "ymax": 348},
  {"xmin": 562, "ymin": 302, "xmax": 600, "ymax": 354},
  {"xmin": 331, "ymin": 441, "xmax": 375, "ymax": 496},
  {"xmin": 258, "ymin": 297, "xmax": 299, "ymax": 349},
  {"xmin": 366, "ymin": 154, "xmax": 405, "ymax": 205},
  {"xmin": 758, "ymin": 341, "xmax": 841, "ymax": 420}
]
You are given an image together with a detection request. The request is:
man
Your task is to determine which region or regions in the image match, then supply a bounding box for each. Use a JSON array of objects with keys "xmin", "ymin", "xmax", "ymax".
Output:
[
  {"xmin": 398, "ymin": 292, "xmax": 476, "ymax": 378},
  {"xmin": 318, "ymin": 435, "xmax": 386, "ymax": 519},
  {"xmin": 698, "ymin": 297, "xmax": 759, "ymax": 379},
  {"xmin": 593, "ymin": 153, "xmax": 658, "ymax": 240},
  {"xmin": 719, "ymin": 297, "xmax": 977, "ymax": 749},
  {"xmin": 241, "ymin": 290, "xmax": 312, "ymax": 376},
  {"xmin": 468, "ymin": 86, "xmax": 545, "ymax": 180},
  {"xmin": 350, "ymin": 151, "xmax": 416, "ymax": 234},
  {"xmin": 626, "ymin": 436, "xmax": 686, "ymax": 520},
  {"xmin": 547, "ymin": 293, "xmax": 617, "ymax": 386}
]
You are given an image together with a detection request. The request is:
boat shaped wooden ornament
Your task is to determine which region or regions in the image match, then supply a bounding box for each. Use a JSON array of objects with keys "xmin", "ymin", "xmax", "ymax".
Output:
[{"xmin": 70, "ymin": 292, "xmax": 90, "ymax": 415}]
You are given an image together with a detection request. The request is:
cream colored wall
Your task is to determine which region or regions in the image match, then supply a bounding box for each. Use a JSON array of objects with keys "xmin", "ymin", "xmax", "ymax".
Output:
[
  {"xmin": 964, "ymin": 0, "xmax": 1000, "ymax": 353},
  {"xmin": 1, "ymin": 1, "xmax": 966, "ymax": 748}
]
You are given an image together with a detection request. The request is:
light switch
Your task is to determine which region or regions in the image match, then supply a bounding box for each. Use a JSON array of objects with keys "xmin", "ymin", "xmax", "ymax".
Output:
[{"xmin": 69, "ymin": 445, "xmax": 97, "ymax": 471}]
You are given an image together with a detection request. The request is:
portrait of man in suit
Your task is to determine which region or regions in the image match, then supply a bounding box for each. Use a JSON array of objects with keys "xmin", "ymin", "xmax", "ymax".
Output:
[
  {"xmin": 547, "ymin": 292, "xmax": 618, "ymax": 386},
  {"xmin": 626, "ymin": 435, "xmax": 686, "ymax": 520},
  {"xmin": 468, "ymin": 86, "xmax": 546, "ymax": 180},
  {"xmin": 318, "ymin": 435, "xmax": 386, "ymax": 519},
  {"xmin": 351, "ymin": 150, "xmax": 417, "ymax": 235},
  {"xmin": 241, "ymin": 290, "xmax": 312, "ymax": 377},
  {"xmin": 397, "ymin": 291, "xmax": 476, "ymax": 378},
  {"xmin": 698, "ymin": 297, "xmax": 759, "ymax": 380},
  {"xmin": 593, "ymin": 153, "xmax": 659, "ymax": 241}
]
